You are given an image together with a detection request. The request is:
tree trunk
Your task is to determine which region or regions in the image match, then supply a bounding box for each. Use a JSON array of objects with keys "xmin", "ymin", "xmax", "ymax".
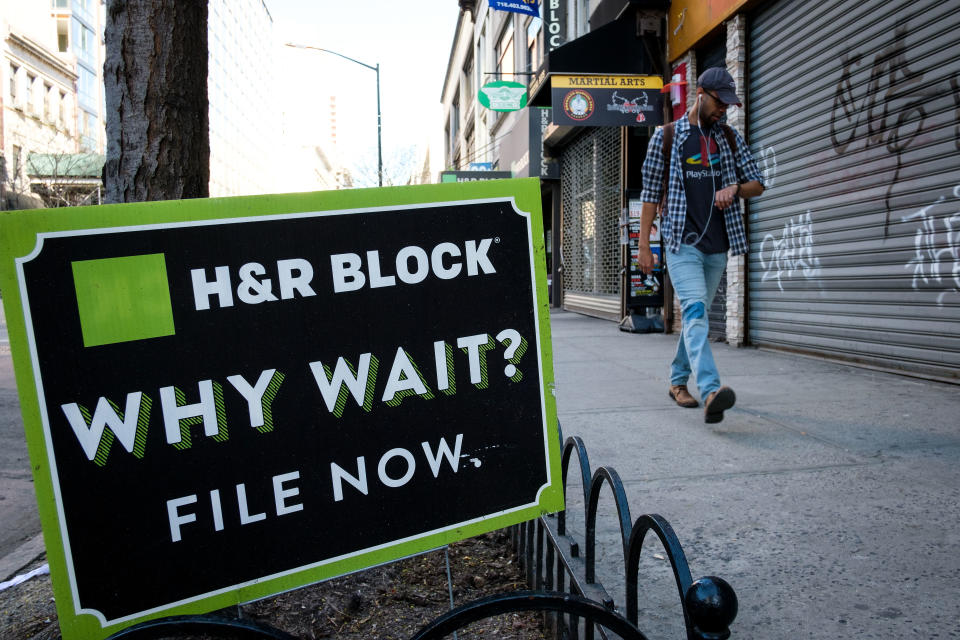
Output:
[{"xmin": 103, "ymin": 0, "xmax": 209, "ymax": 203}]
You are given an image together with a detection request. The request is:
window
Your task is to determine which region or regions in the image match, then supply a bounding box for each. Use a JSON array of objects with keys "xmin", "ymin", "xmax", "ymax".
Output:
[
  {"xmin": 75, "ymin": 0, "xmax": 93, "ymax": 21},
  {"xmin": 57, "ymin": 19, "xmax": 70, "ymax": 52},
  {"xmin": 59, "ymin": 90, "xmax": 67, "ymax": 124},
  {"xmin": 26, "ymin": 74, "xmax": 36, "ymax": 112},
  {"xmin": 576, "ymin": 0, "xmax": 589, "ymax": 38},
  {"xmin": 80, "ymin": 110, "xmax": 97, "ymax": 151},
  {"xmin": 463, "ymin": 55, "xmax": 474, "ymax": 111},
  {"xmin": 78, "ymin": 66, "xmax": 96, "ymax": 106},
  {"xmin": 44, "ymin": 83, "xmax": 54, "ymax": 120},
  {"xmin": 450, "ymin": 93, "xmax": 460, "ymax": 144},
  {"xmin": 53, "ymin": 0, "xmax": 70, "ymax": 7},
  {"xmin": 496, "ymin": 25, "xmax": 515, "ymax": 80},
  {"xmin": 445, "ymin": 124, "xmax": 451, "ymax": 165},
  {"xmin": 476, "ymin": 29, "xmax": 486, "ymax": 106},
  {"xmin": 12, "ymin": 145, "xmax": 21, "ymax": 177},
  {"xmin": 9, "ymin": 64, "xmax": 17, "ymax": 101},
  {"xmin": 526, "ymin": 17, "xmax": 542, "ymax": 72},
  {"xmin": 80, "ymin": 25, "xmax": 94, "ymax": 57}
]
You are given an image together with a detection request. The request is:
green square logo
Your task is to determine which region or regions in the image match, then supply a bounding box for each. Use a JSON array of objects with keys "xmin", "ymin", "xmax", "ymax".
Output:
[{"xmin": 72, "ymin": 253, "xmax": 175, "ymax": 347}]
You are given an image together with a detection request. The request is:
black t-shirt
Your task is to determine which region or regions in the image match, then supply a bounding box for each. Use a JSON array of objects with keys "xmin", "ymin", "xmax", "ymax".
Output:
[{"xmin": 681, "ymin": 126, "xmax": 729, "ymax": 254}]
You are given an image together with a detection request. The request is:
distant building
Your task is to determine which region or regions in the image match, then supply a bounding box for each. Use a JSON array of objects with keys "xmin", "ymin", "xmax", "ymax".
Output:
[
  {"xmin": 441, "ymin": 0, "xmax": 556, "ymax": 290},
  {"xmin": 52, "ymin": 0, "xmax": 105, "ymax": 154},
  {"xmin": 408, "ymin": 103, "xmax": 445, "ymax": 185},
  {"xmin": 2, "ymin": 0, "xmax": 338, "ymax": 204},
  {"xmin": 208, "ymin": 0, "xmax": 277, "ymax": 196},
  {"xmin": 1, "ymin": 0, "xmax": 101, "ymax": 209},
  {"xmin": 272, "ymin": 41, "xmax": 342, "ymax": 192}
]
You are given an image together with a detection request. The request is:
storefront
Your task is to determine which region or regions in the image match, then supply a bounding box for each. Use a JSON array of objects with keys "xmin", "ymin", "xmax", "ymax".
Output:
[
  {"xmin": 745, "ymin": 0, "xmax": 960, "ymax": 380},
  {"xmin": 527, "ymin": 5, "xmax": 668, "ymax": 320},
  {"xmin": 496, "ymin": 105, "xmax": 561, "ymax": 305}
]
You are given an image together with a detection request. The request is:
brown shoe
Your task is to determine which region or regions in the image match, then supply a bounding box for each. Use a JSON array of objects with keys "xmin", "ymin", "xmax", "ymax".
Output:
[
  {"xmin": 668, "ymin": 385, "xmax": 699, "ymax": 408},
  {"xmin": 704, "ymin": 386, "xmax": 736, "ymax": 424}
]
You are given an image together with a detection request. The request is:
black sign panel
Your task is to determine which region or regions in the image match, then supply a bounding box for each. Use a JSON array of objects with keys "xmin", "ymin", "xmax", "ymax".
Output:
[
  {"xmin": 551, "ymin": 75, "xmax": 664, "ymax": 127},
  {"xmin": 439, "ymin": 171, "xmax": 514, "ymax": 182},
  {"xmin": 532, "ymin": 107, "xmax": 561, "ymax": 180},
  {"xmin": 0, "ymin": 182, "xmax": 561, "ymax": 637}
]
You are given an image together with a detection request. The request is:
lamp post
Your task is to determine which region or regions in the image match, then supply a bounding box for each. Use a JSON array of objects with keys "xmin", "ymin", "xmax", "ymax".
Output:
[{"xmin": 286, "ymin": 43, "xmax": 382, "ymax": 187}]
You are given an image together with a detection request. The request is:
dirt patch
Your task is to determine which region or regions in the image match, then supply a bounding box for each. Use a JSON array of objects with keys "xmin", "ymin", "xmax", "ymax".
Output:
[{"xmin": 1, "ymin": 530, "xmax": 546, "ymax": 639}]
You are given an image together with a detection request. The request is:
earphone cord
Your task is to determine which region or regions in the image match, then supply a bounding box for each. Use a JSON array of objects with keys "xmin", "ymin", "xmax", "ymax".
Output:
[{"xmin": 683, "ymin": 96, "xmax": 718, "ymax": 246}]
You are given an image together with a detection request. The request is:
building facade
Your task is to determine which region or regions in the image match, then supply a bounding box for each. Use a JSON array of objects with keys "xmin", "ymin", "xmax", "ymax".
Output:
[
  {"xmin": 441, "ymin": 0, "xmax": 561, "ymax": 295},
  {"xmin": 208, "ymin": 0, "xmax": 277, "ymax": 197},
  {"xmin": 273, "ymin": 43, "xmax": 344, "ymax": 192},
  {"xmin": 442, "ymin": 0, "xmax": 960, "ymax": 381},
  {"xmin": 54, "ymin": 0, "xmax": 104, "ymax": 154},
  {"xmin": 2, "ymin": 0, "xmax": 107, "ymax": 209}
]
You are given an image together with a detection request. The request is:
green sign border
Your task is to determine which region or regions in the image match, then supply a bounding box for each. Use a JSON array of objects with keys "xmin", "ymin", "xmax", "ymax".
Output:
[{"xmin": 0, "ymin": 178, "xmax": 562, "ymax": 640}]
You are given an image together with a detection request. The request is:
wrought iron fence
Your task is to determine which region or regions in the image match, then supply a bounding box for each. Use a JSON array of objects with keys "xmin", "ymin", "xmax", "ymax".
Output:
[{"xmin": 510, "ymin": 434, "xmax": 738, "ymax": 640}]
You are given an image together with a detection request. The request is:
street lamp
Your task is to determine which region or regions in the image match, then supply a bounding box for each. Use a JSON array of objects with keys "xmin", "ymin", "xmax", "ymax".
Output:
[{"xmin": 286, "ymin": 43, "xmax": 382, "ymax": 187}]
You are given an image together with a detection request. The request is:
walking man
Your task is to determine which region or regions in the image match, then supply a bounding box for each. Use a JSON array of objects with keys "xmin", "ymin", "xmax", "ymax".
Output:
[{"xmin": 637, "ymin": 67, "xmax": 765, "ymax": 423}]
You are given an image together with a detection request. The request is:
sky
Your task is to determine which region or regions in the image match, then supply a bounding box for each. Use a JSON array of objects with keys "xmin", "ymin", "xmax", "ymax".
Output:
[{"xmin": 266, "ymin": 0, "xmax": 462, "ymax": 183}]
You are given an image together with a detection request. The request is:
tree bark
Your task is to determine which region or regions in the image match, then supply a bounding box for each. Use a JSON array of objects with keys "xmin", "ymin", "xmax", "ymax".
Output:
[{"xmin": 103, "ymin": 0, "xmax": 208, "ymax": 203}]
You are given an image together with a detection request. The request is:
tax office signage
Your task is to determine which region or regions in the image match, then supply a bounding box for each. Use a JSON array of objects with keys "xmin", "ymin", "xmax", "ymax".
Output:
[
  {"xmin": 552, "ymin": 74, "xmax": 664, "ymax": 127},
  {"xmin": 0, "ymin": 179, "xmax": 563, "ymax": 640}
]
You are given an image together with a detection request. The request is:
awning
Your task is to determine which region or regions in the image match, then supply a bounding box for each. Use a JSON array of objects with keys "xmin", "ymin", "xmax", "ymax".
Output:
[
  {"xmin": 27, "ymin": 153, "xmax": 105, "ymax": 178},
  {"xmin": 527, "ymin": 3, "xmax": 667, "ymax": 108}
]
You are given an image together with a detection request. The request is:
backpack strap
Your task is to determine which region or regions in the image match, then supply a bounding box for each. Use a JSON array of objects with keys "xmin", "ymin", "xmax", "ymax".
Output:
[
  {"xmin": 720, "ymin": 124, "xmax": 738, "ymax": 156},
  {"xmin": 720, "ymin": 124, "xmax": 743, "ymax": 183},
  {"xmin": 658, "ymin": 122, "xmax": 675, "ymax": 213}
]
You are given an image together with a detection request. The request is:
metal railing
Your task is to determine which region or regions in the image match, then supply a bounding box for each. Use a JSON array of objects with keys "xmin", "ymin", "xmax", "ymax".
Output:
[{"xmin": 511, "ymin": 434, "xmax": 738, "ymax": 640}]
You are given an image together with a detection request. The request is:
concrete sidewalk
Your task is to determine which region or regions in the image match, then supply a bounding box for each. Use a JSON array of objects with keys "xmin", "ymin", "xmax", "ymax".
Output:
[{"xmin": 549, "ymin": 309, "xmax": 960, "ymax": 638}]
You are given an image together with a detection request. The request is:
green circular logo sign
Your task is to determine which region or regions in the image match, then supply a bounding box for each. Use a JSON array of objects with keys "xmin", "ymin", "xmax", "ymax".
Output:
[{"xmin": 478, "ymin": 81, "xmax": 529, "ymax": 112}]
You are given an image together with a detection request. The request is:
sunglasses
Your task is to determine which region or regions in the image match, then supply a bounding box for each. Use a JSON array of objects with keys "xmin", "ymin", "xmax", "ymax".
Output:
[{"xmin": 704, "ymin": 91, "xmax": 729, "ymax": 108}]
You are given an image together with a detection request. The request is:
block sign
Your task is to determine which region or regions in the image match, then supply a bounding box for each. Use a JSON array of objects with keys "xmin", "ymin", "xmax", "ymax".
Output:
[{"xmin": 0, "ymin": 179, "xmax": 563, "ymax": 640}]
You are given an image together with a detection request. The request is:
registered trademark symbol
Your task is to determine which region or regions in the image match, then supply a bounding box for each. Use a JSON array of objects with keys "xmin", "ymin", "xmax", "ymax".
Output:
[{"xmin": 494, "ymin": 237, "xmax": 501, "ymax": 243}]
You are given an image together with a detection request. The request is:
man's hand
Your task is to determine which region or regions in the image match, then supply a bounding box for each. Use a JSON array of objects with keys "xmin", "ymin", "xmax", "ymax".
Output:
[
  {"xmin": 637, "ymin": 244, "xmax": 655, "ymax": 274},
  {"xmin": 715, "ymin": 184, "xmax": 739, "ymax": 209}
]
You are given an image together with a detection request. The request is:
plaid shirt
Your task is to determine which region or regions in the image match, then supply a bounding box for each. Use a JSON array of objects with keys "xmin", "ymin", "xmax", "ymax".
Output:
[{"xmin": 640, "ymin": 113, "xmax": 765, "ymax": 256}]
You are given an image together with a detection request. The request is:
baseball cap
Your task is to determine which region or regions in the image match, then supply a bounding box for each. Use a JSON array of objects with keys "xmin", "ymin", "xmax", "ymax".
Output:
[{"xmin": 698, "ymin": 67, "xmax": 742, "ymax": 106}]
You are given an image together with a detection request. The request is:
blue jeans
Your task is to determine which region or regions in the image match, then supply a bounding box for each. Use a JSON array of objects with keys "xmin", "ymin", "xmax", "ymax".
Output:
[{"xmin": 668, "ymin": 244, "xmax": 728, "ymax": 398}]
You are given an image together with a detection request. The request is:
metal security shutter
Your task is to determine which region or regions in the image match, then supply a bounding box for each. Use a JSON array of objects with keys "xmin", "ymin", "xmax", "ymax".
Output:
[
  {"xmin": 746, "ymin": 0, "xmax": 960, "ymax": 380},
  {"xmin": 560, "ymin": 127, "xmax": 623, "ymax": 320}
]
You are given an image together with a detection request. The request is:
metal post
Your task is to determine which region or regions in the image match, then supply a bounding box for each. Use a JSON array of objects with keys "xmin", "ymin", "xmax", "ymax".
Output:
[{"xmin": 375, "ymin": 63, "xmax": 382, "ymax": 187}]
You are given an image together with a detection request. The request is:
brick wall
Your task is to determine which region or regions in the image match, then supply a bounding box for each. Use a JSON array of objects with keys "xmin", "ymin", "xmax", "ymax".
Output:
[{"xmin": 724, "ymin": 14, "xmax": 748, "ymax": 346}]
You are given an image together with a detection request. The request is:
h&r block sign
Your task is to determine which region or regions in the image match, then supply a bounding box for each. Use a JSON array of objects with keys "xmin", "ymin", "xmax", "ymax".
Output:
[{"xmin": 0, "ymin": 179, "xmax": 562, "ymax": 639}]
